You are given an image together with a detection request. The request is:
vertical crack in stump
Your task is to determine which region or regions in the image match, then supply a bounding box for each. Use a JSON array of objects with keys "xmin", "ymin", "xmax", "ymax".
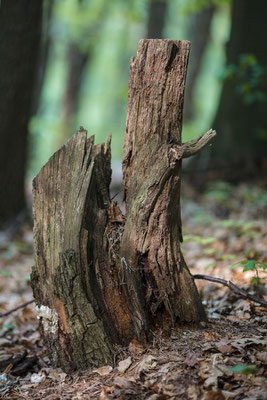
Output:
[{"xmin": 32, "ymin": 130, "xmax": 130, "ymax": 371}]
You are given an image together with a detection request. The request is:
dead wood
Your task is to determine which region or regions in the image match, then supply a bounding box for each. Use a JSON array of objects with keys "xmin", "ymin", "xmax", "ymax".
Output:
[
  {"xmin": 31, "ymin": 40, "xmax": 214, "ymax": 372},
  {"xmin": 193, "ymin": 274, "xmax": 267, "ymax": 307},
  {"xmin": 0, "ymin": 300, "xmax": 35, "ymax": 318}
]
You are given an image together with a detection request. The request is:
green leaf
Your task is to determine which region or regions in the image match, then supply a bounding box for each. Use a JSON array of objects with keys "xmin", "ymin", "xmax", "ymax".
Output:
[
  {"xmin": 0, "ymin": 269, "xmax": 11, "ymax": 277},
  {"xmin": 243, "ymin": 260, "xmax": 257, "ymax": 271},
  {"xmin": 229, "ymin": 364, "xmax": 259, "ymax": 376},
  {"xmin": 2, "ymin": 324, "xmax": 14, "ymax": 330},
  {"xmin": 220, "ymin": 254, "xmax": 237, "ymax": 261}
]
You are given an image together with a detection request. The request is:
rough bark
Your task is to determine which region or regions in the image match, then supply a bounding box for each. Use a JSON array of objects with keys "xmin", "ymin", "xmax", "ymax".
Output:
[
  {"xmin": 121, "ymin": 40, "xmax": 207, "ymax": 337},
  {"xmin": 32, "ymin": 40, "xmax": 215, "ymax": 372},
  {"xmin": 32, "ymin": 129, "xmax": 132, "ymax": 371},
  {"xmin": 0, "ymin": 0, "xmax": 43, "ymax": 226}
]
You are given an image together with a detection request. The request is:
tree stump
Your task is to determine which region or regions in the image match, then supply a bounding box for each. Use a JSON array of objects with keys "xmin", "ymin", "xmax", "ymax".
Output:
[{"xmin": 32, "ymin": 39, "xmax": 216, "ymax": 372}]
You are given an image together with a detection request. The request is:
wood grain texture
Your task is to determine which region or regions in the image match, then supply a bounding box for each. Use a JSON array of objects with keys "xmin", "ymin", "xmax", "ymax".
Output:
[
  {"xmin": 32, "ymin": 40, "xmax": 208, "ymax": 372},
  {"xmin": 121, "ymin": 40, "xmax": 206, "ymax": 332},
  {"xmin": 32, "ymin": 128, "xmax": 130, "ymax": 371}
]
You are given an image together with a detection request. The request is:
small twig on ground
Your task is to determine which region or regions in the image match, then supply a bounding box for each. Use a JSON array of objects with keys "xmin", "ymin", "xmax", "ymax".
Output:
[
  {"xmin": 0, "ymin": 299, "xmax": 35, "ymax": 318},
  {"xmin": 193, "ymin": 274, "xmax": 267, "ymax": 308}
]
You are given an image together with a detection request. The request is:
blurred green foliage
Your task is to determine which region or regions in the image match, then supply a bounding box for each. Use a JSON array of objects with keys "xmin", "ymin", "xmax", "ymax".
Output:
[
  {"xmin": 183, "ymin": 234, "xmax": 216, "ymax": 245},
  {"xmin": 180, "ymin": 0, "xmax": 231, "ymax": 15},
  {"xmin": 28, "ymin": 0, "xmax": 230, "ymax": 176},
  {"xmin": 220, "ymin": 53, "xmax": 267, "ymax": 104},
  {"xmin": 229, "ymin": 364, "xmax": 259, "ymax": 376},
  {"xmin": 205, "ymin": 181, "xmax": 233, "ymax": 201}
]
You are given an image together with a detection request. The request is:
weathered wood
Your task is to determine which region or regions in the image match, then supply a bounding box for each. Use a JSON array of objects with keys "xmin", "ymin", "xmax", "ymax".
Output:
[
  {"xmin": 121, "ymin": 40, "xmax": 207, "ymax": 336},
  {"xmin": 32, "ymin": 129, "xmax": 130, "ymax": 371},
  {"xmin": 32, "ymin": 40, "xmax": 213, "ymax": 372},
  {"xmin": 182, "ymin": 129, "xmax": 216, "ymax": 158}
]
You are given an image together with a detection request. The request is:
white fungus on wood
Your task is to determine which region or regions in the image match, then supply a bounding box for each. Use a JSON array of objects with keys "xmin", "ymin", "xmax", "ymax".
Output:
[{"xmin": 36, "ymin": 305, "xmax": 59, "ymax": 335}]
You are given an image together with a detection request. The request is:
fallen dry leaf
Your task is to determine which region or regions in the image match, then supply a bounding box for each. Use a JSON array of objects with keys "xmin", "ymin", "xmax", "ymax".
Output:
[
  {"xmin": 113, "ymin": 376, "xmax": 134, "ymax": 389},
  {"xmin": 216, "ymin": 338, "xmax": 235, "ymax": 354},
  {"xmin": 46, "ymin": 368, "xmax": 67, "ymax": 382},
  {"xmin": 203, "ymin": 390, "xmax": 225, "ymax": 400},
  {"xmin": 30, "ymin": 372, "xmax": 46, "ymax": 384},
  {"xmin": 134, "ymin": 355, "xmax": 157, "ymax": 378},
  {"xmin": 94, "ymin": 365, "xmax": 113, "ymax": 376},
  {"xmin": 128, "ymin": 338, "xmax": 145, "ymax": 355},
  {"xmin": 184, "ymin": 351, "xmax": 199, "ymax": 367},
  {"xmin": 255, "ymin": 351, "xmax": 267, "ymax": 364},
  {"xmin": 99, "ymin": 386, "xmax": 114, "ymax": 400},
  {"xmin": 204, "ymin": 375, "xmax": 220, "ymax": 389},
  {"xmin": 117, "ymin": 356, "xmax": 132, "ymax": 373},
  {"xmin": 187, "ymin": 384, "xmax": 201, "ymax": 400},
  {"xmin": 221, "ymin": 390, "xmax": 239, "ymax": 399}
]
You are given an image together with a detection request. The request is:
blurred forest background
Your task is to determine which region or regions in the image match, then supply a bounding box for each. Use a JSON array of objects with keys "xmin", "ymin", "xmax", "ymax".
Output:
[{"xmin": 0, "ymin": 0, "xmax": 266, "ymax": 227}]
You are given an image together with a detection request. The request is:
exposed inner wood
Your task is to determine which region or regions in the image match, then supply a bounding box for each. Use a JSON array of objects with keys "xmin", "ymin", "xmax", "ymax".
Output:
[
  {"xmin": 32, "ymin": 40, "xmax": 210, "ymax": 372},
  {"xmin": 32, "ymin": 129, "xmax": 130, "ymax": 371}
]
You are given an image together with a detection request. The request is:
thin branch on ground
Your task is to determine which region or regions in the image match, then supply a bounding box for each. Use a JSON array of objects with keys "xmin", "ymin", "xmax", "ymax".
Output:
[
  {"xmin": 0, "ymin": 299, "xmax": 35, "ymax": 318},
  {"xmin": 193, "ymin": 274, "xmax": 267, "ymax": 307}
]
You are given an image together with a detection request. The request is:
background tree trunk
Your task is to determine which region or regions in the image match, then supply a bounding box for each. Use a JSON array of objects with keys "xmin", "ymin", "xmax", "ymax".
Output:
[
  {"xmin": 32, "ymin": 0, "xmax": 54, "ymax": 116},
  {"xmin": 0, "ymin": 0, "xmax": 43, "ymax": 226},
  {"xmin": 187, "ymin": 0, "xmax": 267, "ymax": 182},
  {"xmin": 61, "ymin": 43, "xmax": 89, "ymax": 140},
  {"xmin": 32, "ymin": 40, "xmax": 209, "ymax": 373},
  {"xmin": 183, "ymin": 5, "xmax": 215, "ymax": 121},
  {"xmin": 146, "ymin": 0, "xmax": 168, "ymax": 39}
]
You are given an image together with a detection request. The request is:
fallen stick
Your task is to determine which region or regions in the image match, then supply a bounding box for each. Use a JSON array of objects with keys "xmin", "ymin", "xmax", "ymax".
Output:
[
  {"xmin": 193, "ymin": 274, "xmax": 267, "ymax": 308},
  {"xmin": 0, "ymin": 299, "xmax": 35, "ymax": 318}
]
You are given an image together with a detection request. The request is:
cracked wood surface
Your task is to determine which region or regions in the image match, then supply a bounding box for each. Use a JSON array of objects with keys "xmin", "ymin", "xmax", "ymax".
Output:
[
  {"xmin": 121, "ymin": 40, "xmax": 206, "ymax": 331},
  {"xmin": 32, "ymin": 129, "xmax": 130, "ymax": 371},
  {"xmin": 32, "ymin": 40, "xmax": 209, "ymax": 372}
]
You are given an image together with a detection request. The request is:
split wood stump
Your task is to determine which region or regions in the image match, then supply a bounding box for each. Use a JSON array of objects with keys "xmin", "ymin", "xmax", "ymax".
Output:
[{"xmin": 32, "ymin": 39, "xmax": 216, "ymax": 372}]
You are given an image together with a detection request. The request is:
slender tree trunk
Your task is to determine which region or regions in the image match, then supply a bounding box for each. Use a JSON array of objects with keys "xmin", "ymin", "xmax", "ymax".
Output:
[
  {"xmin": 0, "ymin": 0, "xmax": 43, "ymax": 226},
  {"xmin": 146, "ymin": 0, "xmax": 168, "ymax": 38},
  {"xmin": 59, "ymin": 43, "xmax": 89, "ymax": 144},
  {"xmin": 32, "ymin": 40, "xmax": 214, "ymax": 372},
  {"xmin": 188, "ymin": 0, "xmax": 267, "ymax": 182},
  {"xmin": 32, "ymin": 0, "xmax": 54, "ymax": 116},
  {"xmin": 183, "ymin": 6, "xmax": 215, "ymax": 121}
]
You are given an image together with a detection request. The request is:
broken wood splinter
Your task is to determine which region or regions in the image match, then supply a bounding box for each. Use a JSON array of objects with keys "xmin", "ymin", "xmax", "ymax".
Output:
[{"xmin": 182, "ymin": 129, "xmax": 216, "ymax": 158}]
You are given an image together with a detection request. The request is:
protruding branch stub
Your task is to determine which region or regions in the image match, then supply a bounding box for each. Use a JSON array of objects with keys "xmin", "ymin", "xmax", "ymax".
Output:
[{"xmin": 182, "ymin": 129, "xmax": 216, "ymax": 159}]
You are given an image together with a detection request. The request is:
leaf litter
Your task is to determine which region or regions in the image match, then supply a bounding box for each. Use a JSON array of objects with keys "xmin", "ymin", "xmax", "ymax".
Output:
[{"xmin": 0, "ymin": 183, "xmax": 266, "ymax": 399}]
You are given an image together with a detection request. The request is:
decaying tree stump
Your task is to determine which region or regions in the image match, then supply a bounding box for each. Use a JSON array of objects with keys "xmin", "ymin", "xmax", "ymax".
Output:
[{"xmin": 32, "ymin": 39, "xmax": 216, "ymax": 372}]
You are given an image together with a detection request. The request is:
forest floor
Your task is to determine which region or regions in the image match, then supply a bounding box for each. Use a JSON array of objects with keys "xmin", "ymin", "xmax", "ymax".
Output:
[{"xmin": 0, "ymin": 181, "xmax": 266, "ymax": 400}]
